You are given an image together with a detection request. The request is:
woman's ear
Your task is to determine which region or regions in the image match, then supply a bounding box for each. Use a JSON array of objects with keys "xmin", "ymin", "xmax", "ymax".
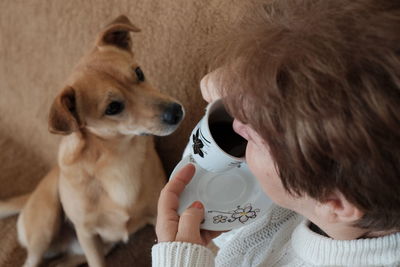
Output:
[{"xmin": 314, "ymin": 190, "xmax": 364, "ymax": 224}]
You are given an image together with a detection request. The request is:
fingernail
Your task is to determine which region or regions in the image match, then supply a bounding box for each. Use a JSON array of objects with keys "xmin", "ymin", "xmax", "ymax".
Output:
[{"xmin": 190, "ymin": 201, "xmax": 203, "ymax": 209}]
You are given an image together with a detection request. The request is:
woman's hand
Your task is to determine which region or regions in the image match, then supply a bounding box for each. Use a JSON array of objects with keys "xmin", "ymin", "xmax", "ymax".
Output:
[
  {"xmin": 200, "ymin": 69, "xmax": 224, "ymax": 103},
  {"xmin": 155, "ymin": 164, "xmax": 223, "ymax": 246}
]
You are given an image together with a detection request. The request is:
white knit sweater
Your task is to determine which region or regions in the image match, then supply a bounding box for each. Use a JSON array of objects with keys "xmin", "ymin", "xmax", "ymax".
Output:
[{"xmin": 152, "ymin": 204, "xmax": 400, "ymax": 266}]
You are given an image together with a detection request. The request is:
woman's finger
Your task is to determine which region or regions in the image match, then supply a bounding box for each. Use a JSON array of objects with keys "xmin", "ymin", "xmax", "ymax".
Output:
[
  {"xmin": 156, "ymin": 164, "xmax": 196, "ymax": 242},
  {"xmin": 200, "ymin": 71, "xmax": 223, "ymax": 103},
  {"xmin": 175, "ymin": 201, "xmax": 205, "ymax": 245}
]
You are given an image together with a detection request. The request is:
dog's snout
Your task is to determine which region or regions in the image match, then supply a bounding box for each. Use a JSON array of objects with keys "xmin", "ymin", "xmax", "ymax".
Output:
[{"xmin": 162, "ymin": 102, "xmax": 184, "ymax": 125}]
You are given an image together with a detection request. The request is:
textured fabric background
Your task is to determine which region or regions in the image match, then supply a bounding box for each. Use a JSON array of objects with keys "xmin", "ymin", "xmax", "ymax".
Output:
[{"xmin": 0, "ymin": 0, "xmax": 253, "ymax": 266}]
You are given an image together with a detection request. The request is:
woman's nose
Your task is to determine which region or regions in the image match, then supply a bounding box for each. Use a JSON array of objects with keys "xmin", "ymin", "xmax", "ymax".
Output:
[{"xmin": 232, "ymin": 119, "xmax": 249, "ymax": 140}]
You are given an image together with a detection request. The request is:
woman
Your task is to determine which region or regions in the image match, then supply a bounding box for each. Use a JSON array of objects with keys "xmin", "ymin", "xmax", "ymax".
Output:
[{"xmin": 153, "ymin": 0, "xmax": 400, "ymax": 266}]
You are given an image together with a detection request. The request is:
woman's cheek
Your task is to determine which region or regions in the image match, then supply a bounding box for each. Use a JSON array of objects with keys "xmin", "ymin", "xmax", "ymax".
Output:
[
  {"xmin": 246, "ymin": 142, "xmax": 288, "ymax": 205},
  {"xmin": 245, "ymin": 143, "xmax": 269, "ymax": 185}
]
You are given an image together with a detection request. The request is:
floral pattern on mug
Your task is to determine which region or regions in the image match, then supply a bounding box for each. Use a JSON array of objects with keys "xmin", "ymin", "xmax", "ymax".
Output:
[
  {"xmin": 192, "ymin": 128, "xmax": 211, "ymax": 158},
  {"xmin": 231, "ymin": 205, "xmax": 259, "ymax": 223},
  {"xmin": 192, "ymin": 129, "xmax": 205, "ymax": 157},
  {"xmin": 228, "ymin": 161, "xmax": 242, "ymax": 168},
  {"xmin": 208, "ymin": 204, "xmax": 260, "ymax": 224},
  {"xmin": 213, "ymin": 215, "xmax": 228, "ymax": 224}
]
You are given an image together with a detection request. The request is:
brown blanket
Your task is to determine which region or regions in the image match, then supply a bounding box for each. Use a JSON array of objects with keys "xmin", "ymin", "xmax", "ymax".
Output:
[{"xmin": 0, "ymin": 0, "xmax": 252, "ymax": 266}]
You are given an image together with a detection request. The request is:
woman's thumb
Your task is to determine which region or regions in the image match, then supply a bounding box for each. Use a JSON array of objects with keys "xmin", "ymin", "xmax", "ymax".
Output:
[{"xmin": 175, "ymin": 201, "xmax": 205, "ymax": 244}]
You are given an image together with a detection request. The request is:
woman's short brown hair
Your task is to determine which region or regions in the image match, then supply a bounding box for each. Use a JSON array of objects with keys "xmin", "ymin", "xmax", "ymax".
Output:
[{"xmin": 210, "ymin": 0, "xmax": 400, "ymax": 231}]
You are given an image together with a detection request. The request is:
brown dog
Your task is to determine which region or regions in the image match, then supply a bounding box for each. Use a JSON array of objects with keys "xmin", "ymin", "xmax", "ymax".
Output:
[{"xmin": 0, "ymin": 15, "xmax": 184, "ymax": 267}]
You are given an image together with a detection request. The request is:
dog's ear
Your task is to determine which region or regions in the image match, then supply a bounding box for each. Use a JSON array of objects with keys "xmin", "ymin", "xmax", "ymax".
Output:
[
  {"xmin": 96, "ymin": 15, "xmax": 141, "ymax": 50},
  {"xmin": 48, "ymin": 86, "xmax": 82, "ymax": 135}
]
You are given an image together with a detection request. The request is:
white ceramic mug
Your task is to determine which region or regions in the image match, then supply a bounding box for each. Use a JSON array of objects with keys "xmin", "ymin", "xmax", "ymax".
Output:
[{"xmin": 189, "ymin": 99, "xmax": 247, "ymax": 172}]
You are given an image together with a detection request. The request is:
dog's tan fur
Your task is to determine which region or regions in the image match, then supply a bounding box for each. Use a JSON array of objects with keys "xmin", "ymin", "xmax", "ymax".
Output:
[{"xmin": 0, "ymin": 15, "xmax": 184, "ymax": 267}]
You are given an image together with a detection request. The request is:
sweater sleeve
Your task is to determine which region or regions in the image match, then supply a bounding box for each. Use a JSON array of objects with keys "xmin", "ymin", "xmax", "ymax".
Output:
[{"xmin": 152, "ymin": 242, "xmax": 215, "ymax": 267}]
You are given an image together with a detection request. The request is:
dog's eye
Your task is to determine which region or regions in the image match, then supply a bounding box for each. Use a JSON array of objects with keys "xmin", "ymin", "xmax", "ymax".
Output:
[
  {"xmin": 134, "ymin": 67, "xmax": 145, "ymax": 82},
  {"xmin": 105, "ymin": 101, "xmax": 124, "ymax": 116}
]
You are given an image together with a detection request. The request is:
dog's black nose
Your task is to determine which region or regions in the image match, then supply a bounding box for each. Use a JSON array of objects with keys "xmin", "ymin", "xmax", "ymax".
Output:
[{"xmin": 162, "ymin": 102, "xmax": 184, "ymax": 125}]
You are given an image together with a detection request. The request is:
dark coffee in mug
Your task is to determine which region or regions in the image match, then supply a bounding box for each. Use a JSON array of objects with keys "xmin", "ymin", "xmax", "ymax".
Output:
[
  {"xmin": 208, "ymin": 105, "xmax": 247, "ymax": 158},
  {"xmin": 209, "ymin": 121, "xmax": 247, "ymax": 157}
]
